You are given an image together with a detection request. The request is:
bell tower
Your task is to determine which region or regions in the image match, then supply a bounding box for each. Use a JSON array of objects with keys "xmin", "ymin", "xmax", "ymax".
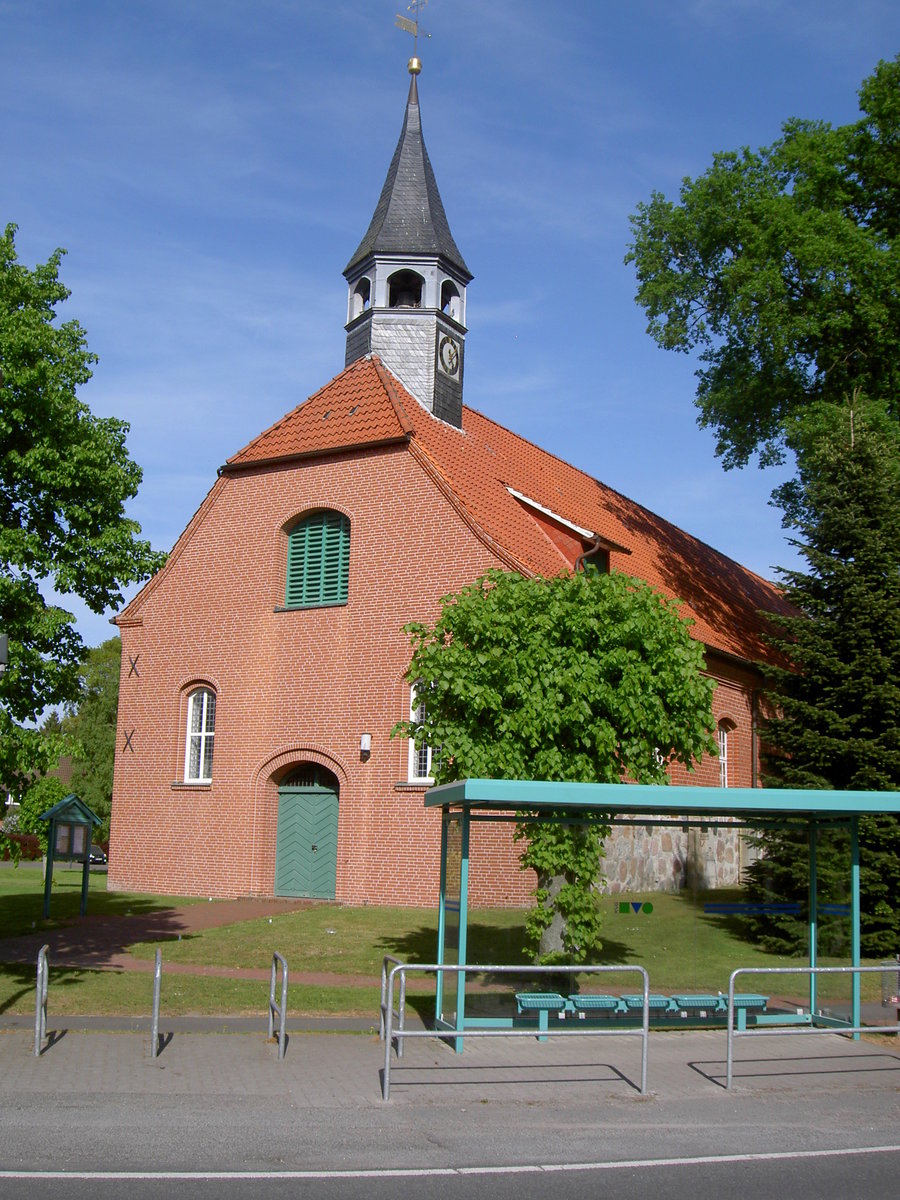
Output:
[{"xmin": 343, "ymin": 57, "xmax": 472, "ymax": 428}]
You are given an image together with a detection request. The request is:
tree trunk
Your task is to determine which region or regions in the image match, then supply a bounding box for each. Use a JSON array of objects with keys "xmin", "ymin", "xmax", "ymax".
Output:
[{"xmin": 538, "ymin": 872, "xmax": 567, "ymax": 958}]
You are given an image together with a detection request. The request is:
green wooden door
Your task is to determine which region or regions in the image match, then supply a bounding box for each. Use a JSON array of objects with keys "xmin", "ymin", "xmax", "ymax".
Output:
[{"xmin": 275, "ymin": 778, "xmax": 339, "ymax": 898}]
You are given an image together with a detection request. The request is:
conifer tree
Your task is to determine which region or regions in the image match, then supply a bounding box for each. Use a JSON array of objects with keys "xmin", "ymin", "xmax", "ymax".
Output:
[{"xmin": 748, "ymin": 395, "xmax": 900, "ymax": 955}]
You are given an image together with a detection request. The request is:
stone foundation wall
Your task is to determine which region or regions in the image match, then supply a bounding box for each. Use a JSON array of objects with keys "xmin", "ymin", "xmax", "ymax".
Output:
[{"xmin": 602, "ymin": 819, "xmax": 744, "ymax": 893}]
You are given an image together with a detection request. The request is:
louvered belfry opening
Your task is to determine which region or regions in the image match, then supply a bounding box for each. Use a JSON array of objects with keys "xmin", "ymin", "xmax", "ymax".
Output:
[{"xmin": 285, "ymin": 510, "xmax": 350, "ymax": 607}]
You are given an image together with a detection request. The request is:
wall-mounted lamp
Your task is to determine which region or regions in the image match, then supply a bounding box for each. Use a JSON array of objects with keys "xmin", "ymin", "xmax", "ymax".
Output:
[{"xmin": 359, "ymin": 733, "xmax": 372, "ymax": 760}]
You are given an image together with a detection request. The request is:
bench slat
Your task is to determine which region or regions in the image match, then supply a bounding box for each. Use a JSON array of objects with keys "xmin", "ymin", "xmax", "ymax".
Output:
[{"xmin": 515, "ymin": 992, "xmax": 567, "ymax": 1011}]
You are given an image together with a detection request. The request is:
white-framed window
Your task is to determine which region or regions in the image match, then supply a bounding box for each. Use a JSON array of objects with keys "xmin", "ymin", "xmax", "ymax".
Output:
[
  {"xmin": 185, "ymin": 687, "xmax": 216, "ymax": 783},
  {"xmin": 718, "ymin": 722, "xmax": 731, "ymax": 788},
  {"xmin": 407, "ymin": 682, "xmax": 435, "ymax": 783}
]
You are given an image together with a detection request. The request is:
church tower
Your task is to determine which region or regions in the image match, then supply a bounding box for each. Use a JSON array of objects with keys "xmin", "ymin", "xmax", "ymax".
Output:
[{"xmin": 343, "ymin": 57, "xmax": 472, "ymax": 428}]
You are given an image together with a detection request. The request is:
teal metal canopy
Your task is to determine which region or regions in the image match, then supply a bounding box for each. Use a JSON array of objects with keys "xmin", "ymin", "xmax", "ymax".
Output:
[
  {"xmin": 425, "ymin": 779, "xmax": 899, "ymax": 1044},
  {"xmin": 425, "ymin": 779, "xmax": 900, "ymax": 821}
]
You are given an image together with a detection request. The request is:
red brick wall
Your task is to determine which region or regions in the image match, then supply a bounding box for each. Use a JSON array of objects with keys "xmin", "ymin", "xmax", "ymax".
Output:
[
  {"xmin": 109, "ymin": 444, "xmax": 764, "ymax": 906},
  {"xmin": 109, "ymin": 442, "xmax": 533, "ymax": 904}
]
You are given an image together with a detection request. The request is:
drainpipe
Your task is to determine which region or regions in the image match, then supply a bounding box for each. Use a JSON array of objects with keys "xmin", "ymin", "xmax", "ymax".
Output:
[{"xmin": 575, "ymin": 536, "xmax": 606, "ymax": 573}]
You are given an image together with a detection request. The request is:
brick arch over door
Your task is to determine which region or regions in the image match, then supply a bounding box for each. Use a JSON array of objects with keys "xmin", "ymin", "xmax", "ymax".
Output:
[{"xmin": 249, "ymin": 747, "xmax": 349, "ymax": 896}]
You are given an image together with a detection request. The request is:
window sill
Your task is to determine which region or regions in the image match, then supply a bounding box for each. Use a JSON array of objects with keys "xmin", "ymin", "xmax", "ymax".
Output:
[
  {"xmin": 274, "ymin": 602, "xmax": 348, "ymax": 612},
  {"xmin": 171, "ymin": 781, "xmax": 213, "ymax": 790},
  {"xmin": 395, "ymin": 780, "xmax": 434, "ymax": 791}
]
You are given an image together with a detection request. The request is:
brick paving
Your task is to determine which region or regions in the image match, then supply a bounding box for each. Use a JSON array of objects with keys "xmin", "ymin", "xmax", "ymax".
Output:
[
  {"xmin": 1, "ymin": 1021, "xmax": 899, "ymax": 1109},
  {"xmin": 0, "ymin": 893, "xmax": 377, "ymax": 986}
]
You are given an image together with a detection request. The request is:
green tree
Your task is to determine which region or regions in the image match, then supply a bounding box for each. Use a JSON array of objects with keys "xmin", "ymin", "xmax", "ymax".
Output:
[
  {"xmin": 626, "ymin": 55, "xmax": 900, "ymax": 472},
  {"xmin": 16, "ymin": 775, "xmax": 68, "ymax": 857},
  {"xmin": 62, "ymin": 637, "xmax": 121, "ymax": 842},
  {"xmin": 0, "ymin": 224, "xmax": 164, "ymax": 805},
  {"xmin": 747, "ymin": 395, "xmax": 900, "ymax": 955},
  {"xmin": 394, "ymin": 569, "xmax": 716, "ymax": 961}
]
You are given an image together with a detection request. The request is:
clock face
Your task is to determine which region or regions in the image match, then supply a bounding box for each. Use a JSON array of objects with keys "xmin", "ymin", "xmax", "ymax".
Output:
[{"xmin": 438, "ymin": 335, "xmax": 460, "ymax": 377}]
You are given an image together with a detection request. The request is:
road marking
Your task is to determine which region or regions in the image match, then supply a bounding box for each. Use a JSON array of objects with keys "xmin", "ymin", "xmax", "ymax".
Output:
[{"xmin": 2, "ymin": 1144, "xmax": 900, "ymax": 1180}]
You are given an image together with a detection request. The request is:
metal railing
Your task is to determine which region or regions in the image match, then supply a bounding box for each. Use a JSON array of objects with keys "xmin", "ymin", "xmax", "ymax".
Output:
[
  {"xmin": 380, "ymin": 955, "xmax": 407, "ymax": 1046},
  {"xmin": 33, "ymin": 944, "xmax": 49, "ymax": 1057},
  {"xmin": 726, "ymin": 963, "xmax": 900, "ymax": 1089},
  {"xmin": 268, "ymin": 952, "xmax": 288, "ymax": 1060},
  {"xmin": 880, "ymin": 955, "xmax": 900, "ymax": 1011},
  {"xmin": 380, "ymin": 960, "xmax": 650, "ymax": 1100},
  {"xmin": 151, "ymin": 949, "xmax": 162, "ymax": 1058}
]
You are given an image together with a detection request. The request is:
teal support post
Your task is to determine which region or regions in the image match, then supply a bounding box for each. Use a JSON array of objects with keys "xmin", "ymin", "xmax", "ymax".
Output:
[
  {"xmin": 851, "ymin": 817, "xmax": 861, "ymax": 1037},
  {"xmin": 809, "ymin": 821, "xmax": 817, "ymax": 1015},
  {"xmin": 435, "ymin": 810, "xmax": 470, "ymax": 1052},
  {"xmin": 80, "ymin": 857, "xmax": 90, "ymax": 917},
  {"xmin": 453, "ymin": 809, "xmax": 471, "ymax": 1051},
  {"xmin": 42, "ymin": 840, "xmax": 55, "ymax": 920},
  {"xmin": 435, "ymin": 814, "xmax": 449, "ymax": 1024}
]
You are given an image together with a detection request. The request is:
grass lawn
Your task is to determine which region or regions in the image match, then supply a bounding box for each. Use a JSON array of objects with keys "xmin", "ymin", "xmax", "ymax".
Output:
[{"xmin": 0, "ymin": 867, "xmax": 888, "ymax": 1018}]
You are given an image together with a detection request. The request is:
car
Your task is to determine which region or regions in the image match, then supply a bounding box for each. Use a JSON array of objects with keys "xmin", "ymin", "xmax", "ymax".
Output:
[{"xmin": 88, "ymin": 845, "xmax": 107, "ymax": 865}]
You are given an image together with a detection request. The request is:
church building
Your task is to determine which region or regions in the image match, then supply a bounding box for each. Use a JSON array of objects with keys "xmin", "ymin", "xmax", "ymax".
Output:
[{"xmin": 108, "ymin": 60, "xmax": 791, "ymax": 905}]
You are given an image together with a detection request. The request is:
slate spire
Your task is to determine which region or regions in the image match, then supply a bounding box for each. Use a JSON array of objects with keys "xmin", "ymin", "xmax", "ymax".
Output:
[
  {"xmin": 345, "ymin": 68, "xmax": 471, "ymax": 280},
  {"xmin": 343, "ymin": 59, "xmax": 471, "ymax": 429}
]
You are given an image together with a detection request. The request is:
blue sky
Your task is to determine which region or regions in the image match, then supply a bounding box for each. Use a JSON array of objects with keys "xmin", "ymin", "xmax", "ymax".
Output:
[{"xmin": 3, "ymin": 0, "xmax": 897, "ymax": 649}]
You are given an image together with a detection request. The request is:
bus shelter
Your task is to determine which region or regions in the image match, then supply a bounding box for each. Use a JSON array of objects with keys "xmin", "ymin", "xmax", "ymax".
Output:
[{"xmin": 425, "ymin": 779, "xmax": 900, "ymax": 1039}]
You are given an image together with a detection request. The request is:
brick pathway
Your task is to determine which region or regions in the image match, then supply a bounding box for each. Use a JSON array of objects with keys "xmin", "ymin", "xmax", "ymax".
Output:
[{"xmin": 0, "ymin": 894, "xmax": 377, "ymax": 986}]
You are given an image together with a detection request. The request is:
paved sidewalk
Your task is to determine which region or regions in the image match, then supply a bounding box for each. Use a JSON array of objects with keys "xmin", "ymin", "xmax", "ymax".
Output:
[
  {"xmin": 2, "ymin": 1015, "xmax": 899, "ymax": 1107},
  {"xmin": 2, "ymin": 1012, "xmax": 899, "ymax": 1176}
]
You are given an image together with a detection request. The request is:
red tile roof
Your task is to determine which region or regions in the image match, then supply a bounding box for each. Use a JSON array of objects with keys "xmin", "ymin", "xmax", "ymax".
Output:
[
  {"xmin": 225, "ymin": 355, "xmax": 792, "ymax": 663},
  {"xmin": 226, "ymin": 357, "xmax": 415, "ymax": 466}
]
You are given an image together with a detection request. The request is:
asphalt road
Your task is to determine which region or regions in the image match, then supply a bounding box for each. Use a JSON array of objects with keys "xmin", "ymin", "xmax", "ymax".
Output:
[
  {"xmin": 2, "ymin": 1024, "xmax": 899, "ymax": 1198},
  {"xmin": 3, "ymin": 1147, "xmax": 900, "ymax": 1200}
]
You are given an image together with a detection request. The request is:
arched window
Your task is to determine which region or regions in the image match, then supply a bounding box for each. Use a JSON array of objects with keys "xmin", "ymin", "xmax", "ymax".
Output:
[
  {"xmin": 440, "ymin": 280, "xmax": 461, "ymax": 322},
  {"xmin": 185, "ymin": 688, "xmax": 216, "ymax": 783},
  {"xmin": 349, "ymin": 277, "xmax": 371, "ymax": 320},
  {"xmin": 718, "ymin": 720, "xmax": 735, "ymax": 788},
  {"xmin": 388, "ymin": 269, "xmax": 423, "ymax": 309},
  {"xmin": 408, "ymin": 681, "xmax": 436, "ymax": 783},
  {"xmin": 286, "ymin": 510, "xmax": 350, "ymax": 608}
]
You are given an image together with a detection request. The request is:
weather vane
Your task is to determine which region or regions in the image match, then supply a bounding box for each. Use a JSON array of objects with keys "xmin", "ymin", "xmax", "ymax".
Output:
[{"xmin": 395, "ymin": 0, "xmax": 431, "ymax": 63}]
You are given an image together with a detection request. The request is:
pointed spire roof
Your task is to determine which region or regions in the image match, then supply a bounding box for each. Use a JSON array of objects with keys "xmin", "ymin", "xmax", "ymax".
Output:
[{"xmin": 344, "ymin": 67, "xmax": 472, "ymax": 280}]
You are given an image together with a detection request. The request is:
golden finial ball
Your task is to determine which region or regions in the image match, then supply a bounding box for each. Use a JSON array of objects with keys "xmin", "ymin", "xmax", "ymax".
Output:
[{"xmin": 408, "ymin": 56, "xmax": 422, "ymax": 75}]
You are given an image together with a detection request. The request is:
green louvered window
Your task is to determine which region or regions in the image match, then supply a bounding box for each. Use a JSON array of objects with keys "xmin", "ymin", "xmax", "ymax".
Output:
[{"xmin": 286, "ymin": 510, "xmax": 350, "ymax": 608}]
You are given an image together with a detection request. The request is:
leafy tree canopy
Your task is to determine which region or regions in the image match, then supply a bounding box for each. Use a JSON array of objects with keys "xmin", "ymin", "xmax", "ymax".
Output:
[
  {"xmin": 62, "ymin": 636, "xmax": 122, "ymax": 842},
  {"xmin": 0, "ymin": 225, "xmax": 165, "ymax": 797},
  {"xmin": 627, "ymin": 54, "xmax": 900, "ymax": 471},
  {"xmin": 16, "ymin": 775, "xmax": 68, "ymax": 857},
  {"xmin": 394, "ymin": 569, "xmax": 716, "ymax": 961}
]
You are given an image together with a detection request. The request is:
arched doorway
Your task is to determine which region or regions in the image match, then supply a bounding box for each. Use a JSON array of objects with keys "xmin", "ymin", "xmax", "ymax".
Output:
[{"xmin": 275, "ymin": 764, "xmax": 339, "ymax": 898}]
